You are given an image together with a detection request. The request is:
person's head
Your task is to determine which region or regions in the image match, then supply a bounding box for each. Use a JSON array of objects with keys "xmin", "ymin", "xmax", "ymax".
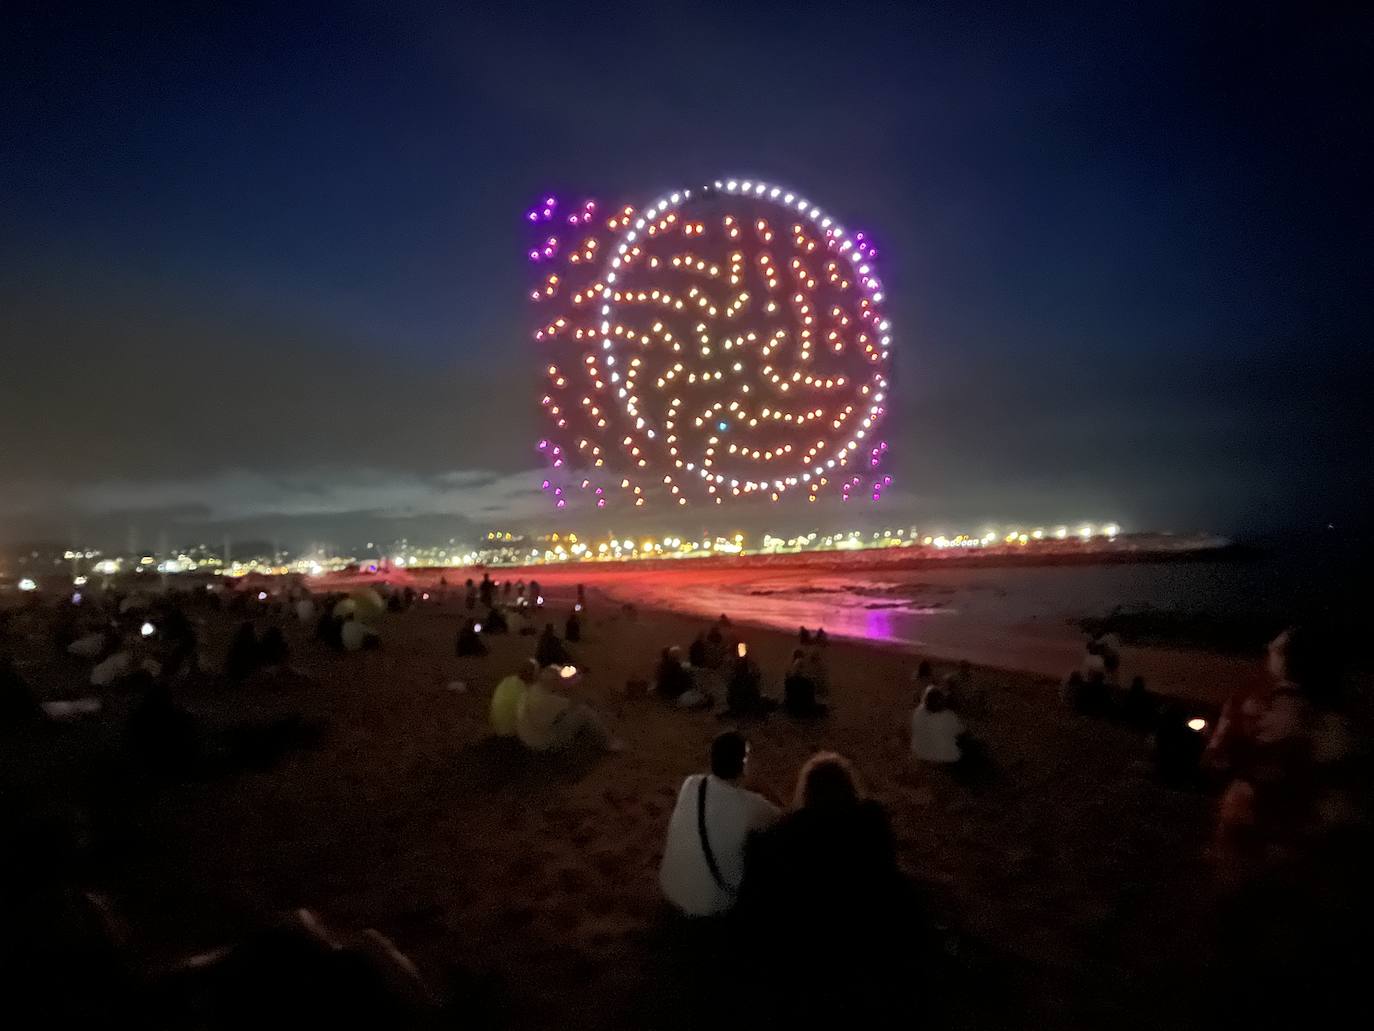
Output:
[
  {"xmin": 543, "ymin": 623, "xmax": 554, "ymax": 635},
  {"xmin": 1129, "ymin": 675, "xmax": 1146, "ymax": 694},
  {"xmin": 793, "ymin": 752, "xmax": 861, "ymax": 810},
  {"xmin": 1267, "ymin": 625, "xmax": 1336, "ymax": 697},
  {"xmin": 518, "ymin": 658, "xmax": 539, "ymax": 683},
  {"xmin": 917, "ymin": 660, "xmax": 932, "ymax": 681},
  {"xmin": 792, "ymin": 649, "xmax": 804, "ymax": 661},
  {"xmin": 710, "ymin": 731, "xmax": 749, "ymax": 781},
  {"xmin": 922, "ymin": 684, "xmax": 947, "ymax": 713},
  {"xmin": 1067, "ymin": 670, "xmax": 1083, "ymax": 686}
]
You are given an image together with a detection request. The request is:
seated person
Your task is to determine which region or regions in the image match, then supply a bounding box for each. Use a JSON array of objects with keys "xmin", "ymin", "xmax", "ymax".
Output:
[
  {"xmin": 516, "ymin": 666, "xmax": 621, "ymax": 753},
  {"xmin": 659, "ymin": 731, "xmax": 779, "ymax": 916},
  {"xmin": 535, "ymin": 624, "xmax": 570, "ymax": 668},
  {"xmin": 702, "ymin": 626, "xmax": 726, "ymax": 668},
  {"xmin": 490, "ymin": 659, "xmax": 537, "ymax": 736},
  {"xmin": 724, "ymin": 643, "xmax": 775, "ymax": 716},
  {"xmin": 910, "ymin": 684, "xmax": 966, "ymax": 763},
  {"xmin": 482, "ymin": 606, "xmax": 509, "ymax": 635},
  {"xmin": 655, "ymin": 646, "xmax": 693, "ymax": 701},
  {"xmin": 739, "ymin": 753, "xmax": 910, "ymax": 1022},
  {"xmin": 687, "ymin": 632, "xmax": 708, "ymax": 668},
  {"xmin": 783, "ymin": 650, "xmax": 827, "ymax": 717},
  {"xmin": 340, "ymin": 616, "xmax": 380, "ymax": 652},
  {"xmin": 455, "ymin": 618, "xmax": 487, "ymax": 657}
]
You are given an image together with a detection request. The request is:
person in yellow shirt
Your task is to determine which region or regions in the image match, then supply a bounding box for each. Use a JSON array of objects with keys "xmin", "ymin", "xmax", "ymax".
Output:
[
  {"xmin": 490, "ymin": 660, "xmax": 538, "ymax": 736},
  {"xmin": 517, "ymin": 665, "xmax": 622, "ymax": 752}
]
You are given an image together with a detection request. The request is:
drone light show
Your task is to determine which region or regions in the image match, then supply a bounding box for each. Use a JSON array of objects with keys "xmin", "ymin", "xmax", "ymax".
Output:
[{"xmin": 527, "ymin": 178, "xmax": 893, "ymax": 509}]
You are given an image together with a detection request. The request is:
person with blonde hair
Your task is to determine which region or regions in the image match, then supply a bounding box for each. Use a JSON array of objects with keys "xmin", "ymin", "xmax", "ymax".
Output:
[{"xmin": 740, "ymin": 752, "xmax": 916, "ymax": 1022}]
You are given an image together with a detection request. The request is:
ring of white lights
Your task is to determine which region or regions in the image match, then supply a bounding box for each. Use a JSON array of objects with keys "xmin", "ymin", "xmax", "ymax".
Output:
[{"xmin": 531, "ymin": 176, "xmax": 893, "ymax": 508}]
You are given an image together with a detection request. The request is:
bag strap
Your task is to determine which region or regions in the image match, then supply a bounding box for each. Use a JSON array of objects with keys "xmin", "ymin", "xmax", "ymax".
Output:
[{"xmin": 696, "ymin": 776, "xmax": 734, "ymax": 895}]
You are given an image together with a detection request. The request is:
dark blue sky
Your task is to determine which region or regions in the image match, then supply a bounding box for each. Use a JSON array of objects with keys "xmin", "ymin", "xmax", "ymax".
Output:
[{"xmin": 2, "ymin": 1, "xmax": 1369, "ymax": 547}]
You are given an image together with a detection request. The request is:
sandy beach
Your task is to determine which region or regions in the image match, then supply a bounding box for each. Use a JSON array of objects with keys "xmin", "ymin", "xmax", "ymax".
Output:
[{"xmin": 2, "ymin": 577, "xmax": 1235, "ymax": 1029}]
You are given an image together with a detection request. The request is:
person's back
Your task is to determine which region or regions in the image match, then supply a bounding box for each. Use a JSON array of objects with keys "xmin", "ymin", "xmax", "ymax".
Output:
[
  {"xmin": 491, "ymin": 662, "xmax": 535, "ymax": 736},
  {"xmin": 911, "ymin": 685, "xmax": 964, "ymax": 763},
  {"xmin": 660, "ymin": 732, "xmax": 778, "ymax": 916},
  {"xmin": 726, "ymin": 649, "xmax": 768, "ymax": 713},
  {"xmin": 340, "ymin": 618, "xmax": 376, "ymax": 652},
  {"xmin": 741, "ymin": 753, "xmax": 912, "ymax": 1017},
  {"xmin": 687, "ymin": 634, "xmax": 707, "ymax": 668},
  {"xmin": 535, "ymin": 625, "xmax": 566, "ymax": 668},
  {"xmin": 656, "ymin": 648, "xmax": 690, "ymax": 700},
  {"xmin": 516, "ymin": 676, "xmax": 571, "ymax": 751}
]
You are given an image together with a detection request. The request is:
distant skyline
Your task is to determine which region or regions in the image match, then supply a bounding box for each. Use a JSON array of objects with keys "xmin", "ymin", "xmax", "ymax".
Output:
[{"xmin": 3, "ymin": 2, "xmax": 1371, "ymax": 548}]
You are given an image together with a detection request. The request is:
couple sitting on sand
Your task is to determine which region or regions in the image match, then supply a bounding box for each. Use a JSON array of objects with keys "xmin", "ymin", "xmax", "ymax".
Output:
[
  {"xmin": 489, "ymin": 660, "xmax": 622, "ymax": 753},
  {"xmin": 659, "ymin": 732, "xmax": 899, "ymax": 919},
  {"xmin": 658, "ymin": 733, "xmax": 925, "ymax": 1022}
]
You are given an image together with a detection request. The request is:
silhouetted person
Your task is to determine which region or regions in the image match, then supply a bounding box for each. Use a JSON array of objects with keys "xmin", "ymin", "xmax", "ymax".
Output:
[
  {"xmin": 535, "ymin": 624, "xmax": 569, "ymax": 668},
  {"xmin": 655, "ymin": 647, "xmax": 692, "ymax": 701},
  {"xmin": 799, "ymin": 627, "xmax": 812, "ymax": 644},
  {"xmin": 725, "ymin": 644, "xmax": 774, "ymax": 716},
  {"xmin": 784, "ymin": 649, "xmax": 827, "ymax": 717},
  {"xmin": 464, "ymin": 579, "xmax": 476, "ymax": 610},
  {"xmin": 576, "ymin": 583, "xmax": 586, "ymax": 609},
  {"xmin": 225, "ymin": 622, "xmax": 259, "ymax": 680},
  {"xmin": 740, "ymin": 752, "xmax": 914, "ymax": 1024},
  {"xmin": 564, "ymin": 610, "xmax": 582, "ymax": 643},
  {"xmin": 814, "ymin": 627, "xmax": 828, "ymax": 647},
  {"xmin": 455, "ymin": 618, "xmax": 487, "ymax": 658},
  {"xmin": 688, "ymin": 632, "xmax": 708, "ymax": 668},
  {"xmin": 529, "ymin": 580, "xmax": 542, "ymax": 607},
  {"xmin": 703, "ymin": 625, "xmax": 726, "ymax": 668},
  {"xmin": 478, "ymin": 573, "xmax": 494, "ymax": 609},
  {"xmin": 482, "ymin": 606, "xmax": 508, "ymax": 635}
]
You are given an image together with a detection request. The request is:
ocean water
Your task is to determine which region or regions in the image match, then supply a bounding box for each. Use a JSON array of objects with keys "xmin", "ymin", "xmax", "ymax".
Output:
[{"xmin": 596, "ymin": 539, "xmax": 1362, "ymax": 702}]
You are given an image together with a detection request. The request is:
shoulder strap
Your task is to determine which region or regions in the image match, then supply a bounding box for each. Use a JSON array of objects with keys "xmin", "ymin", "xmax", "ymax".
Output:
[{"xmin": 696, "ymin": 776, "xmax": 734, "ymax": 895}]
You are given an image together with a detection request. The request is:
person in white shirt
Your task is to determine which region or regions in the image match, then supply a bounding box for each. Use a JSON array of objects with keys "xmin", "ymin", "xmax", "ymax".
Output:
[
  {"xmin": 910, "ymin": 684, "xmax": 966, "ymax": 764},
  {"xmin": 659, "ymin": 731, "xmax": 779, "ymax": 916}
]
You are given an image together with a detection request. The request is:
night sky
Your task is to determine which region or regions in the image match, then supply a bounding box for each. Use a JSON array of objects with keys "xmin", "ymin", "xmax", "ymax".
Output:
[{"xmin": 3, "ymin": 1, "xmax": 1370, "ymax": 549}]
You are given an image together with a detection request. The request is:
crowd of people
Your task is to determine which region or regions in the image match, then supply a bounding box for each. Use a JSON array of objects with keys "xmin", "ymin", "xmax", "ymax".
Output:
[{"xmin": 2, "ymin": 572, "xmax": 1367, "ymax": 1026}]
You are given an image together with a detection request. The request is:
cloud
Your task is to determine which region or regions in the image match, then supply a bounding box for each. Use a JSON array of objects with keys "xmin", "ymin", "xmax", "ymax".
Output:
[{"xmin": 1, "ymin": 465, "xmax": 550, "ymax": 530}]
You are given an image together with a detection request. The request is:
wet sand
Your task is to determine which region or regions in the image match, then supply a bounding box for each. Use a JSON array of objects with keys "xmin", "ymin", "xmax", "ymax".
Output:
[{"xmin": 4, "ymin": 583, "xmax": 1225, "ymax": 1028}]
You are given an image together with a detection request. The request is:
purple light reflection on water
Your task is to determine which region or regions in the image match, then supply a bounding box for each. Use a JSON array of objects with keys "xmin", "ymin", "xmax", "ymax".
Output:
[{"xmin": 863, "ymin": 606, "xmax": 897, "ymax": 641}]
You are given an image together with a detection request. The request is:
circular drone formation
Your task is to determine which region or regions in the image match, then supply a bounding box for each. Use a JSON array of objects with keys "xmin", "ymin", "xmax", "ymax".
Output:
[{"xmin": 527, "ymin": 177, "xmax": 892, "ymax": 509}]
